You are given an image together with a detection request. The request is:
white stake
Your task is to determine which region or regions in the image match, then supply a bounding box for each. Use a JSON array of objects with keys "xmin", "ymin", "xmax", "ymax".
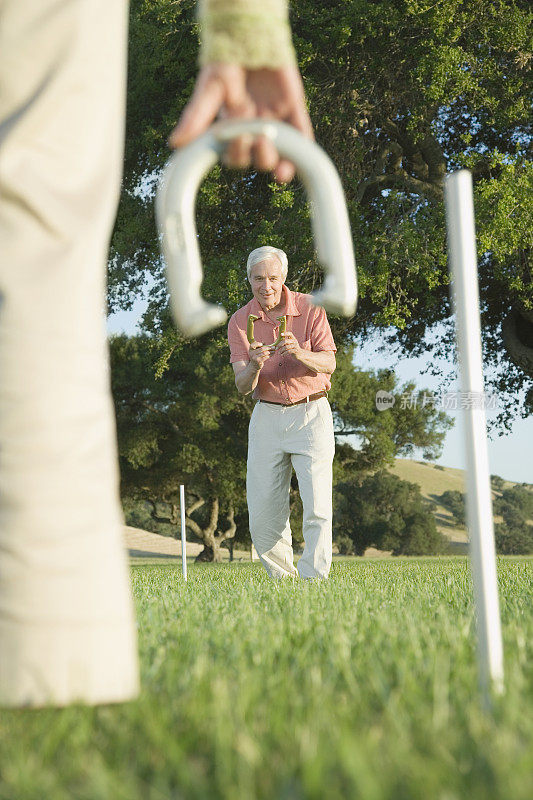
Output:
[
  {"xmin": 444, "ymin": 170, "xmax": 504, "ymax": 699},
  {"xmin": 180, "ymin": 484, "xmax": 187, "ymax": 581}
]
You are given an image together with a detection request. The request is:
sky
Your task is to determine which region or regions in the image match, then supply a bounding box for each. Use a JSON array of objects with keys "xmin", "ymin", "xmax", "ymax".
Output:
[
  {"xmin": 107, "ymin": 303, "xmax": 533, "ymax": 485},
  {"xmin": 354, "ymin": 332, "xmax": 533, "ymax": 485}
]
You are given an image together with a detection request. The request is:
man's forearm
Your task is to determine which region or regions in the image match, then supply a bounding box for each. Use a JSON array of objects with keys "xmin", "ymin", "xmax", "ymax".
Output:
[
  {"xmin": 198, "ymin": 0, "xmax": 296, "ymax": 69},
  {"xmin": 235, "ymin": 361, "xmax": 262, "ymax": 394},
  {"xmin": 295, "ymin": 350, "xmax": 336, "ymax": 375}
]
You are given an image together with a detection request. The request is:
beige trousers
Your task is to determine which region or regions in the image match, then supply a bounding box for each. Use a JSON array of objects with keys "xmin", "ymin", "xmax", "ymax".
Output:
[
  {"xmin": 0, "ymin": 0, "xmax": 139, "ymax": 706},
  {"xmin": 246, "ymin": 397, "xmax": 335, "ymax": 579}
]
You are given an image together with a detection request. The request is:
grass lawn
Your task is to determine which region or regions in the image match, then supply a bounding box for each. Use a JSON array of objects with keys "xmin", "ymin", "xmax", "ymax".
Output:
[{"xmin": 1, "ymin": 558, "xmax": 532, "ymax": 799}]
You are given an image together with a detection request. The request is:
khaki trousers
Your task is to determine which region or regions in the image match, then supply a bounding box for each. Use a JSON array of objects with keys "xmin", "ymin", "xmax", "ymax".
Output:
[
  {"xmin": 246, "ymin": 397, "xmax": 335, "ymax": 579},
  {"xmin": 0, "ymin": 0, "xmax": 139, "ymax": 706}
]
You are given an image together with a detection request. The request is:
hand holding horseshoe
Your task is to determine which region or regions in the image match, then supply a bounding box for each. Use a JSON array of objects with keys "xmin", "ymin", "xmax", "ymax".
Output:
[
  {"xmin": 275, "ymin": 331, "xmax": 301, "ymax": 360},
  {"xmin": 169, "ymin": 64, "xmax": 312, "ymax": 184},
  {"xmin": 156, "ymin": 122, "xmax": 357, "ymax": 337},
  {"xmin": 247, "ymin": 313, "xmax": 271, "ymax": 371},
  {"xmin": 248, "ymin": 342, "xmax": 271, "ymax": 372}
]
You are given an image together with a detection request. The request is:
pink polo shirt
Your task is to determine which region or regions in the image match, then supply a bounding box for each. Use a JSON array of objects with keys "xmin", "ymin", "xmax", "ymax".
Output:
[{"xmin": 228, "ymin": 285, "xmax": 337, "ymax": 403}]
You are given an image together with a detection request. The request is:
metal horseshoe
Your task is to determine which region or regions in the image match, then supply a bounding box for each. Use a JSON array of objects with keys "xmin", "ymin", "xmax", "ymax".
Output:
[
  {"xmin": 271, "ymin": 316, "xmax": 287, "ymax": 349},
  {"xmin": 156, "ymin": 119, "xmax": 358, "ymax": 338},
  {"xmin": 246, "ymin": 314, "xmax": 260, "ymax": 344},
  {"xmin": 247, "ymin": 314, "xmax": 286, "ymax": 349}
]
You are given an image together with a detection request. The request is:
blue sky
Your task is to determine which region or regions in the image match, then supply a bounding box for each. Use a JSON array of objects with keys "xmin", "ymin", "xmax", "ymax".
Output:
[{"xmin": 108, "ymin": 303, "xmax": 532, "ymax": 485}]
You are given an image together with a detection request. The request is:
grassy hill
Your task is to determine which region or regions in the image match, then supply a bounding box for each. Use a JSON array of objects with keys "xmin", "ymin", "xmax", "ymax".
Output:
[{"xmin": 387, "ymin": 458, "xmax": 525, "ymax": 554}]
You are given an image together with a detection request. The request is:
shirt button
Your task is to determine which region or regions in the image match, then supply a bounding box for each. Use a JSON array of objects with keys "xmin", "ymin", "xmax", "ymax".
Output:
[
  {"xmin": 281, "ymin": 380, "xmax": 285, "ymax": 385},
  {"xmin": 279, "ymin": 363, "xmax": 282, "ymax": 367}
]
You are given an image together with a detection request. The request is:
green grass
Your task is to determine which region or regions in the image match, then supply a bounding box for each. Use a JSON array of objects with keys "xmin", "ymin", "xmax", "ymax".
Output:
[{"xmin": 1, "ymin": 558, "xmax": 532, "ymax": 799}]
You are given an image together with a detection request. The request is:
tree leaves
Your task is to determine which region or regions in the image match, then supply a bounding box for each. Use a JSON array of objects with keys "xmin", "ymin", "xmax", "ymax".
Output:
[{"xmin": 111, "ymin": 0, "xmax": 533, "ymax": 427}]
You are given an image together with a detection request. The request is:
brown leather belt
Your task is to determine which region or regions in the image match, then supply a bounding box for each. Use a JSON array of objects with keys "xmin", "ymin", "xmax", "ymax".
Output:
[{"xmin": 259, "ymin": 390, "xmax": 328, "ymax": 407}]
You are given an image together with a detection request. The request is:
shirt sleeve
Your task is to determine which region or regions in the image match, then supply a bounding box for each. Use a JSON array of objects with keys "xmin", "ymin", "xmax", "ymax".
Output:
[
  {"xmin": 310, "ymin": 306, "xmax": 337, "ymax": 352},
  {"xmin": 228, "ymin": 314, "xmax": 250, "ymax": 364},
  {"xmin": 198, "ymin": 0, "xmax": 297, "ymax": 69}
]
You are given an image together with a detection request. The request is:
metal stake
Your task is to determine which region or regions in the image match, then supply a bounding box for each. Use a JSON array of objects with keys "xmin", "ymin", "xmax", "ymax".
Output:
[
  {"xmin": 180, "ymin": 484, "xmax": 187, "ymax": 581},
  {"xmin": 445, "ymin": 170, "xmax": 504, "ymax": 700}
]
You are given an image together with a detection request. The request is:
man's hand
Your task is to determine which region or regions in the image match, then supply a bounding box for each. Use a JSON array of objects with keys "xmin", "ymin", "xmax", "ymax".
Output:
[
  {"xmin": 275, "ymin": 331, "xmax": 302, "ymax": 360},
  {"xmin": 275, "ymin": 334, "xmax": 336, "ymax": 374},
  {"xmin": 168, "ymin": 63, "xmax": 313, "ymax": 183},
  {"xmin": 249, "ymin": 341, "xmax": 271, "ymax": 371}
]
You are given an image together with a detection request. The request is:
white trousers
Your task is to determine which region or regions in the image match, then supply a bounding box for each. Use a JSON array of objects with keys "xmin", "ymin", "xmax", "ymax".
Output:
[
  {"xmin": 247, "ymin": 397, "xmax": 335, "ymax": 579},
  {"xmin": 0, "ymin": 0, "xmax": 139, "ymax": 706}
]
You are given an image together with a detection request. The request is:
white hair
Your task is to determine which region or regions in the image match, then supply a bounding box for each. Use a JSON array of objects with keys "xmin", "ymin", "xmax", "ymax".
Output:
[{"xmin": 246, "ymin": 246, "xmax": 288, "ymax": 281}]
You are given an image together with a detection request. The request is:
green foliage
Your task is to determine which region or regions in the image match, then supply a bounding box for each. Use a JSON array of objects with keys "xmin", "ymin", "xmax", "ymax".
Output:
[
  {"xmin": 467, "ymin": 153, "xmax": 533, "ymax": 272},
  {"xmin": 439, "ymin": 489, "xmax": 467, "ymax": 527},
  {"xmin": 335, "ymin": 471, "xmax": 446, "ymax": 555},
  {"xmin": 110, "ymin": 332, "xmax": 252, "ymax": 556},
  {"xmin": 111, "ymin": 0, "xmax": 532, "ymax": 427},
  {"xmin": 495, "ymin": 522, "xmax": 533, "ymax": 555},
  {"xmin": 123, "ymin": 497, "xmax": 176, "ymax": 536},
  {"xmin": 334, "ymin": 533, "xmax": 355, "ymax": 555},
  {"xmin": 497, "ymin": 485, "xmax": 533, "ymax": 520},
  {"xmin": 493, "ymin": 484, "xmax": 533, "ymax": 554},
  {"xmin": 330, "ymin": 345, "xmax": 453, "ymax": 476},
  {"xmin": 491, "ymin": 474, "xmax": 506, "ymax": 491},
  {"xmin": 295, "ymin": 0, "xmax": 533, "ymax": 379}
]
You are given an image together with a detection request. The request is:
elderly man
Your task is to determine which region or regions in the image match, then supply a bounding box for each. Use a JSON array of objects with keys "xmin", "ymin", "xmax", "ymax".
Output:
[{"xmin": 228, "ymin": 246, "xmax": 337, "ymax": 579}]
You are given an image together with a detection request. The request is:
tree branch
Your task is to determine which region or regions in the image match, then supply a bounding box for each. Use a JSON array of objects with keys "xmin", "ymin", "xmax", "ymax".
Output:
[
  {"xmin": 502, "ymin": 308, "xmax": 533, "ymax": 376},
  {"xmin": 138, "ymin": 400, "xmax": 181, "ymax": 435},
  {"xmin": 147, "ymin": 498, "xmax": 176, "ymax": 525},
  {"xmin": 219, "ymin": 503, "xmax": 237, "ymax": 542},
  {"xmin": 357, "ymin": 121, "xmax": 446, "ymax": 205},
  {"xmin": 187, "ymin": 497, "xmax": 205, "ymax": 516},
  {"xmin": 358, "ymin": 171, "xmax": 443, "ymax": 204},
  {"xmin": 184, "ymin": 514, "xmax": 204, "ymax": 539},
  {"xmin": 207, "ymin": 497, "xmax": 219, "ymax": 535}
]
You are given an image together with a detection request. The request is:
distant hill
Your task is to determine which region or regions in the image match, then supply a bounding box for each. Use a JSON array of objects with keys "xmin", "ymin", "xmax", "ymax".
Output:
[{"xmin": 387, "ymin": 459, "xmax": 528, "ymax": 554}]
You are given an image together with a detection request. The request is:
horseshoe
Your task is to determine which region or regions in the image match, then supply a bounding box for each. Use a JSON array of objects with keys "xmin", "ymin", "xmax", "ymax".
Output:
[
  {"xmin": 156, "ymin": 119, "xmax": 357, "ymax": 338},
  {"xmin": 246, "ymin": 314, "xmax": 287, "ymax": 349},
  {"xmin": 246, "ymin": 314, "xmax": 260, "ymax": 344},
  {"xmin": 271, "ymin": 316, "xmax": 287, "ymax": 349}
]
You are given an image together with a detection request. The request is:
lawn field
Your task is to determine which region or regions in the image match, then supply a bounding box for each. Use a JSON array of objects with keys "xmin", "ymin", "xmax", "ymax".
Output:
[{"xmin": 1, "ymin": 558, "xmax": 532, "ymax": 799}]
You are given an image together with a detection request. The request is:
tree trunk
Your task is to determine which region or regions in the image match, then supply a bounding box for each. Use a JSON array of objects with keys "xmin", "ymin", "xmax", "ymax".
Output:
[
  {"xmin": 195, "ymin": 538, "xmax": 223, "ymax": 563},
  {"xmin": 195, "ymin": 544, "xmax": 225, "ymax": 563},
  {"xmin": 185, "ymin": 496, "xmax": 237, "ymax": 564},
  {"xmin": 502, "ymin": 306, "xmax": 533, "ymax": 378},
  {"xmin": 211, "ymin": 539, "xmax": 223, "ymax": 563},
  {"xmin": 195, "ymin": 545, "xmax": 214, "ymax": 562}
]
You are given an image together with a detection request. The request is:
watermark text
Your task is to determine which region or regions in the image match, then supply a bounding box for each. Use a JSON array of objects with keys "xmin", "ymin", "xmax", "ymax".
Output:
[{"xmin": 375, "ymin": 390, "xmax": 499, "ymax": 411}]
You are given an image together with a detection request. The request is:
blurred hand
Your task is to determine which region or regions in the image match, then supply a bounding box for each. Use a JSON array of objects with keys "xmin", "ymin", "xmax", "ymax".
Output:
[
  {"xmin": 168, "ymin": 63, "xmax": 313, "ymax": 183},
  {"xmin": 248, "ymin": 341, "xmax": 271, "ymax": 371}
]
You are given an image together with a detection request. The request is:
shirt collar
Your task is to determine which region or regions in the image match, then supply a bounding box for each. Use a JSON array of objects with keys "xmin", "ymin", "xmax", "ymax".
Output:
[{"xmin": 250, "ymin": 284, "xmax": 301, "ymax": 320}]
